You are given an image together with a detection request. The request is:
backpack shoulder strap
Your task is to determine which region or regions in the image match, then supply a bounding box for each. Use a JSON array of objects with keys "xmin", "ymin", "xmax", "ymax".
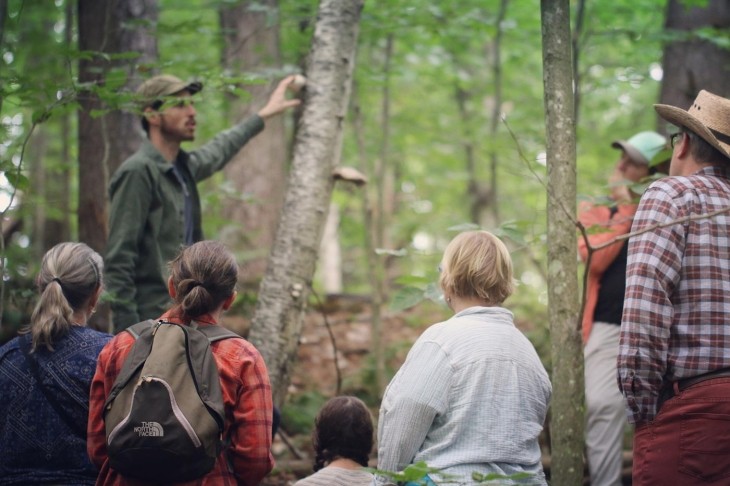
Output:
[
  {"xmin": 103, "ymin": 320, "xmax": 158, "ymax": 410},
  {"xmin": 195, "ymin": 324, "xmax": 242, "ymax": 343},
  {"xmin": 125, "ymin": 319, "xmax": 157, "ymax": 340}
]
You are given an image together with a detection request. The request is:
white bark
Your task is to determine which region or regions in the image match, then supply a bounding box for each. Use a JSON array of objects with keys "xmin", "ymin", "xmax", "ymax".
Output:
[{"xmin": 248, "ymin": 0, "xmax": 363, "ymax": 406}]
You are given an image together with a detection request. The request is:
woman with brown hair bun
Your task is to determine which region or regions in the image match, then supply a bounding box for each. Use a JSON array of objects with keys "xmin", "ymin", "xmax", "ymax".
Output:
[
  {"xmin": 88, "ymin": 240, "xmax": 274, "ymax": 486},
  {"xmin": 0, "ymin": 242, "xmax": 111, "ymax": 485},
  {"xmin": 295, "ymin": 395, "xmax": 376, "ymax": 486}
]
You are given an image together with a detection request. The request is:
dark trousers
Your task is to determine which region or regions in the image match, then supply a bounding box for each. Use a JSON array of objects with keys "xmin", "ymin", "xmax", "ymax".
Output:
[{"xmin": 633, "ymin": 377, "xmax": 730, "ymax": 485}]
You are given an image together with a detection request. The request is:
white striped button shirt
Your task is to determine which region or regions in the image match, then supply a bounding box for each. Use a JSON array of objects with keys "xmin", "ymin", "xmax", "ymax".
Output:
[{"xmin": 377, "ymin": 306, "xmax": 551, "ymax": 485}]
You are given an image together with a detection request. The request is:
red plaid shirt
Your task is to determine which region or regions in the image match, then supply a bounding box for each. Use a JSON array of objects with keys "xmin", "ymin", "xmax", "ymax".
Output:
[
  {"xmin": 618, "ymin": 165, "xmax": 730, "ymax": 425},
  {"xmin": 87, "ymin": 312, "xmax": 274, "ymax": 485}
]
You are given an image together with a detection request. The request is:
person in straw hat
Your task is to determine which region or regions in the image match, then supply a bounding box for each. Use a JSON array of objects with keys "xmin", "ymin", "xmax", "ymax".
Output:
[
  {"xmin": 617, "ymin": 90, "xmax": 730, "ymax": 485},
  {"xmin": 579, "ymin": 130, "xmax": 668, "ymax": 486},
  {"xmin": 105, "ymin": 74, "xmax": 301, "ymax": 332}
]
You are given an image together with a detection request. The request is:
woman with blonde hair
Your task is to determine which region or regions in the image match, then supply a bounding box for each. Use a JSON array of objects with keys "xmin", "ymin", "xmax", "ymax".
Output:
[
  {"xmin": 0, "ymin": 242, "xmax": 112, "ymax": 485},
  {"xmin": 378, "ymin": 231, "xmax": 552, "ymax": 485},
  {"xmin": 88, "ymin": 240, "xmax": 274, "ymax": 485}
]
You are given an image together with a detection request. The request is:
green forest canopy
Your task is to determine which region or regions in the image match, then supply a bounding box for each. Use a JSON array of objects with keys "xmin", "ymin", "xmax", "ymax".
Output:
[{"xmin": 0, "ymin": 0, "xmax": 691, "ymax": 331}]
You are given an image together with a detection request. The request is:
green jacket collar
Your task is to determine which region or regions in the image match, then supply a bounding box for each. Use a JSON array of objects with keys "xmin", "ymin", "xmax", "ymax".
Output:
[{"xmin": 139, "ymin": 138, "xmax": 190, "ymax": 173}]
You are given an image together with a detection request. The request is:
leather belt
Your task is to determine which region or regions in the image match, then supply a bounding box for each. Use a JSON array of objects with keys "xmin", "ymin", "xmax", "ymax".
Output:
[
  {"xmin": 677, "ymin": 367, "xmax": 730, "ymax": 392},
  {"xmin": 658, "ymin": 367, "xmax": 730, "ymax": 412}
]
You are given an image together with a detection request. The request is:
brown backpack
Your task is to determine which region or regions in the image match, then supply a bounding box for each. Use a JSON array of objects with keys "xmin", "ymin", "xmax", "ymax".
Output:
[{"xmin": 103, "ymin": 320, "xmax": 240, "ymax": 482}]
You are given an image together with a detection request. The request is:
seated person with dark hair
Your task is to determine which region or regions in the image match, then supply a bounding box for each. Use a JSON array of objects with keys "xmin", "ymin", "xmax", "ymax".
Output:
[{"xmin": 294, "ymin": 396, "xmax": 376, "ymax": 486}]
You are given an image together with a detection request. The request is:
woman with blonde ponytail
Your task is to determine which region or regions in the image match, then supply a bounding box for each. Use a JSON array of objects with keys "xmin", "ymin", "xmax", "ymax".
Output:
[{"xmin": 0, "ymin": 242, "xmax": 112, "ymax": 485}]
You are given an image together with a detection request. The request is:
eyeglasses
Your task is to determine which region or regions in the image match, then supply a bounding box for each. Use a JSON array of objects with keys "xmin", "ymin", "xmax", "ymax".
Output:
[{"xmin": 670, "ymin": 132, "xmax": 683, "ymax": 149}]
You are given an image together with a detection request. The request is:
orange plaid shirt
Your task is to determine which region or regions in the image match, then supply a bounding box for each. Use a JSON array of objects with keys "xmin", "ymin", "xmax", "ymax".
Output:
[{"xmin": 87, "ymin": 312, "xmax": 274, "ymax": 485}]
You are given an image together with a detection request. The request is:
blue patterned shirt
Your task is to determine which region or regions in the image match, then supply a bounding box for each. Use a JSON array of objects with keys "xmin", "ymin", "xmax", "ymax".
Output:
[{"xmin": 0, "ymin": 326, "xmax": 112, "ymax": 485}]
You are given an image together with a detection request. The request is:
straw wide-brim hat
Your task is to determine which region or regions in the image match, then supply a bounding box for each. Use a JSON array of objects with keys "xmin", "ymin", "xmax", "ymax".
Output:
[{"xmin": 654, "ymin": 90, "xmax": 730, "ymax": 159}]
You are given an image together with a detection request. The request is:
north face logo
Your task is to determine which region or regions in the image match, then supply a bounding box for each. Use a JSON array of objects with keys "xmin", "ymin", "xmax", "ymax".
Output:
[{"xmin": 134, "ymin": 421, "xmax": 164, "ymax": 437}]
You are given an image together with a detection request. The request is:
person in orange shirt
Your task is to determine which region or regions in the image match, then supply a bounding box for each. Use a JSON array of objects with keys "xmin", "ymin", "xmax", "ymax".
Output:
[
  {"xmin": 88, "ymin": 241, "xmax": 274, "ymax": 486},
  {"xmin": 579, "ymin": 131, "xmax": 667, "ymax": 486}
]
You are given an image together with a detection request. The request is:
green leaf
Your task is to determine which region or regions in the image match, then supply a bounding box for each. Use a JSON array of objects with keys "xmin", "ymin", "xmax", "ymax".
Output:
[
  {"xmin": 649, "ymin": 147, "xmax": 672, "ymax": 168},
  {"xmin": 5, "ymin": 171, "xmax": 29, "ymax": 191},
  {"xmin": 366, "ymin": 461, "xmax": 456, "ymax": 485},
  {"xmin": 472, "ymin": 470, "xmax": 535, "ymax": 483},
  {"xmin": 495, "ymin": 220, "xmax": 527, "ymax": 245},
  {"xmin": 89, "ymin": 109, "xmax": 109, "ymax": 119},
  {"xmin": 390, "ymin": 286, "xmax": 427, "ymax": 312},
  {"xmin": 402, "ymin": 461, "xmax": 433, "ymax": 481},
  {"xmin": 31, "ymin": 109, "xmax": 50, "ymax": 124},
  {"xmin": 424, "ymin": 282, "xmax": 445, "ymax": 303},
  {"xmin": 104, "ymin": 68, "xmax": 129, "ymax": 91}
]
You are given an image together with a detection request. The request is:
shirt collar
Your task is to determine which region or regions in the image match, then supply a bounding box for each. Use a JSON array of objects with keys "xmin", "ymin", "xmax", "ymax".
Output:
[
  {"xmin": 140, "ymin": 138, "xmax": 189, "ymax": 174},
  {"xmin": 453, "ymin": 305, "xmax": 514, "ymax": 321},
  {"xmin": 696, "ymin": 164, "xmax": 730, "ymax": 179}
]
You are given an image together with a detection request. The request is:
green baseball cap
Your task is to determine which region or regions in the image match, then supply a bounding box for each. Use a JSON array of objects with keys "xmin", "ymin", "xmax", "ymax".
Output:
[
  {"xmin": 611, "ymin": 131, "xmax": 667, "ymax": 166},
  {"xmin": 136, "ymin": 74, "xmax": 203, "ymax": 108}
]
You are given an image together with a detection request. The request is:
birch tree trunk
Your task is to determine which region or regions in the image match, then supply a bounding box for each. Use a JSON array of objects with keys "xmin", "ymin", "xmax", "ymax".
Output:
[
  {"xmin": 248, "ymin": 0, "xmax": 364, "ymax": 406},
  {"xmin": 541, "ymin": 0, "xmax": 583, "ymax": 483}
]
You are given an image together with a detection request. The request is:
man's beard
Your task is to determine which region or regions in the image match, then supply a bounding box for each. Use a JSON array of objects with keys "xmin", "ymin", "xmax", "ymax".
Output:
[{"xmin": 160, "ymin": 118, "xmax": 195, "ymax": 142}]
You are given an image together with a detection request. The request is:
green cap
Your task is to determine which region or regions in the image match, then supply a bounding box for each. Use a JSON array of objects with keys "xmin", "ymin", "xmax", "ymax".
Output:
[
  {"xmin": 136, "ymin": 74, "xmax": 203, "ymax": 108},
  {"xmin": 611, "ymin": 131, "xmax": 667, "ymax": 165}
]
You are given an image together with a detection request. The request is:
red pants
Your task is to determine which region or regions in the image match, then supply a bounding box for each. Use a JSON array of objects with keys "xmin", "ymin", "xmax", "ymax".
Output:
[{"xmin": 633, "ymin": 377, "xmax": 730, "ymax": 485}]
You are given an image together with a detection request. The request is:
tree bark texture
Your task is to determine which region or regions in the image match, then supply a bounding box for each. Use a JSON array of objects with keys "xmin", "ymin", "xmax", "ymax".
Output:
[
  {"xmin": 541, "ymin": 0, "xmax": 584, "ymax": 484},
  {"xmin": 659, "ymin": 0, "xmax": 730, "ymax": 113},
  {"xmin": 77, "ymin": 0, "xmax": 158, "ymax": 253},
  {"xmin": 219, "ymin": 0, "xmax": 287, "ymax": 289},
  {"xmin": 248, "ymin": 0, "xmax": 364, "ymax": 407}
]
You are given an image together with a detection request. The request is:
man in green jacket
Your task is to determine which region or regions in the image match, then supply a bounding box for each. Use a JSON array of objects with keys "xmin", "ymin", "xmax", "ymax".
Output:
[{"xmin": 105, "ymin": 74, "xmax": 300, "ymax": 331}]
